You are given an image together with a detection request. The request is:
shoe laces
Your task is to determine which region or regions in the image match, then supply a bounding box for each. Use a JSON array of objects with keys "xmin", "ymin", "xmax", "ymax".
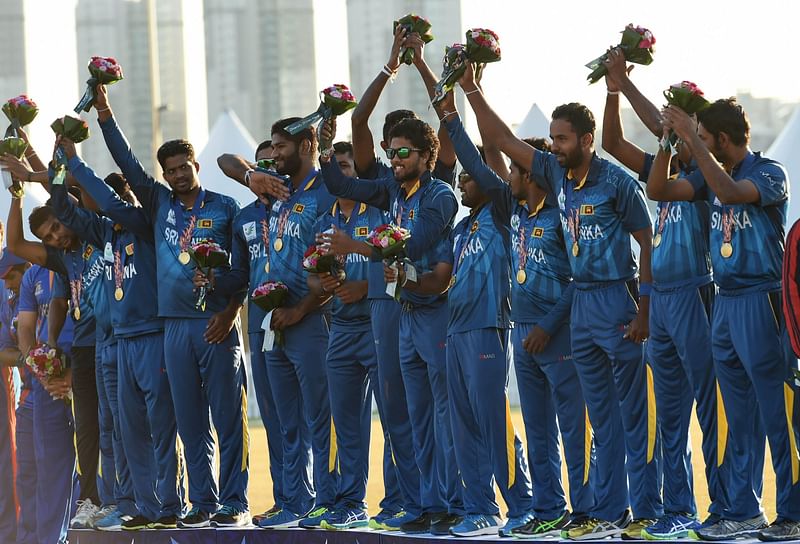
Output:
[
  {"xmin": 216, "ymin": 505, "xmax": 238, "ymax": 516},
  {"xmin": 307, "ymin": 506, "xmax": 328, "ymax": 518},
  {"xmin": 75, "ymin": 499, "xmax": 97, "ymax": 515}
]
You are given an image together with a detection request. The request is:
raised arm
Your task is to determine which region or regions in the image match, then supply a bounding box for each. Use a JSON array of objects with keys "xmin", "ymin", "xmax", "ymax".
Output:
[
  {"xmin": 458, "ymin": 63, "xmax": 536, "ymax": 176},
  {"xmin": 404, "ymin": 189, "xmax": 458, "ymax": 262},
  {"xmin": 217, "ymin": 154, "xmax": 256, "ymax": 187},
  {"xmin": 471, "ymin": 71, "xmax": 510, "ymax": 181},
  {"xmin": 319, "ymin": 157, "xmax": 392, "ymax": 210},
  {"xmin": 6, "ymin": 197, "xmax": 48, "ymax": 267},
  {"xmin": 602, "ymin": 87, "xmax": 647, "ymax": 175},
  {"xmin": 351, "ymin": 27, "xmax": 407, "ymax": 175},
  {"xmin": 49, "ymin": 180, "xmax": 108, "ymax": 251}
]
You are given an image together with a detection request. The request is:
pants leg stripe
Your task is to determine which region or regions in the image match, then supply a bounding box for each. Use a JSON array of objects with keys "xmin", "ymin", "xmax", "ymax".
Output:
[
  {"xmin": 716, "ymin": 381, "xmax": 728, "ymax": 467},
  {"xmin": 784, "ymin": 383, "xmax": 799, "ymax": 484},
  {"xmin": 646, "ymin": 363, "xmax": 657, "ymax": 463}
]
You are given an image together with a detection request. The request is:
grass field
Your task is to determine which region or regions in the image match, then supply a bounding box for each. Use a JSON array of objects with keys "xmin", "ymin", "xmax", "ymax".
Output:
[{"xmin": 243, "ymin": 410, "xmax": 777, "ymax": 520}]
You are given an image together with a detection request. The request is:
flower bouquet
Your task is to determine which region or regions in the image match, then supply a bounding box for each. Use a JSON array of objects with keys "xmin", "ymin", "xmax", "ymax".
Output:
[
  {"xmin": 26, "ymin": 343, "xmax": 71, "ymax": 400},
  {"xmin": 393, "ymin": 13, "xmax": 434, "ymax": 65},
  {"xmin": 74, "ymin": 56, "xmax": 124, "ymax": 113},
  {"xmin": 585, "ymin": 24, "xmax": 656, "ymax": 84},
  {"xmin": 2, "ymin": 94, "xmax": 38, "ymax": 134},
  {"xmin": 285, "ymin": 84, "xmax": 358, "ymax": 135},
  {"xmin": 188, "ymin": 239, "xmax": 229, "ymax": 311},
  {"xmin": 302, "ymin": 243, "xmax": 345, "ymax": 279},
  {"xmin": 365, "ymin": 223, "xmax": 410, "ymax": 260},
  {"xmin": 251, "ymin": 281, "xmax": 289, "ymax": 348},
  {"xmin": 432, "ymin": 28, "xmax": 501, "ymax": 104},
  {"xmin": 660, "ymin": 80, "xmax": 711, "ymax": 152},
  {"xmin": 0, "ymin": 136, "xmax": 29, "ymax": 198},
  {"xmin": 50, "ymin": 115, "xmax": 91, "ymax": 185}
]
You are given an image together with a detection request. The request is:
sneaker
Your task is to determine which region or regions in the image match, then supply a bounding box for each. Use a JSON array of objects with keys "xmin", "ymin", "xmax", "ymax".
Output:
[
  {"xmin": 449, "ymin": 513, "xmax": 501, "ymax": 537},
  {"xmin": 644, "ymin": 513, "xmax": 701, "ymax": 540},
  {"xmin": 400, "ymin": 511, "xmax": 437, "ymax": 534},
  {"xmin": 149, "ymin": 515, "xmax": 178, "ymax": 529},
  {"xmin": 368, "ymin": 508, "xmax": 400, "ymax": 530},
  {"xmin": 252, "ymin": 504, "xmax": 281, "ymax": 525},
  {"xmin": 321, "ymin": 506, "xmax": 369, "ymax": 530},
  {"xmin": 693, "ymin": 514, "xmax": 768, "ymax": 541},
  {"xmin": 621, "ymin": 518, "xmax": 657, "ymax": 540},
  {"xmin": 758, "ymin": 518, "xmax": 800, "ymax": 541},
  {"xmin": 211, "ymin": 505, "xmax": 251, "ymax": 527},
  {"xmin": 431, "ymin": 512, "xmax": 463, "ymax": 535},
  {"xmin": 70, "ymin": 498, "xmax": 101, "ymax": 529},
  {"xmin": 513, "ymin": 511, "xmax": 570, "ymax": 538},
  {"xmin": 121, "ymin": 514, "xmax": 153, "ymax": 531},
  {"xmin": 178, "ymin": 507, "xmax": 211, "ymax": 528},
  {"xmin": 382, "ymin": 510, "xmax": 420, "ymax": 531},
  {"xmin": 561, "ymin": 509, "xmax": 632, "ymax": 540},
  {"xmin": 298, "ymin": 506, "xmax": 333, "ymax": 529},
  {"xmin": 95, "ymin": 509, "xmax": 130, "ymax": 531},
  {"xmin": 499, "ymin": 511, "xmax": 534, "ymax": 537},
  {"xmin": 257, "ymin": 508, "xmax": 302, "ymax": 528}
]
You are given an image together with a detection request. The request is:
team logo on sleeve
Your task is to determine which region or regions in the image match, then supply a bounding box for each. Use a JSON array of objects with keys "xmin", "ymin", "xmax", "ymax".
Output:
[
  {"xmin": 580, "ymin": 204, "xmax": 594, "ymax": 215},
  {"xmin": 356, "ymin": 227, "xmax": 369, "ymax": 237},
  {"xmin": 125, "ymin": 243, "xmax": 134, "ymax": 256},
  {"xmin": 292, "ymin": 204, "xmax": 305, "ymax": 214},
  {"xmin": 242, "ymin": 221, "xmax": 257, "ymax": 241},
  {"xmin": 166, "ymin": 209, "xmax": 176, "ymax": 225},
  {"xmin": 533, "ymin": 227, "xmax": 544, "ymax": 238},
  {"xmin": 198, "ymin": 219, "xmax": 213, "ymax": 229},
  {"xmin": 82, "ymin": 246, "xmax": 94, "ymax": 260}
]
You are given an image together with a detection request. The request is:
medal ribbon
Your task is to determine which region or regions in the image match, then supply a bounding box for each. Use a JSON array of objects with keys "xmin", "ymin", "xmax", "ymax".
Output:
[
  {"xmin": 172, "ymin": 187, "xmax": 206, "ymax": 253},
  {"xmin": 721, "ymin": 208, "xmax": 734, "ymax": 245},
  {"xmin": 564, "ymin": 180, "xmax": 581, "ymax": 251},
  {"xmin": 67, "ymin": 250, "xmax": 86, "ymax": 317},
  {"xmin": 656, "ymin": 202, "xmax": 670, "ymax": 238},
  {"xmin": 113, "ymin": 249, "xmax": 123, "ymax": 297},
  {"xmin": 260, "ymin": 215, "xmax": 270, "ymax": 270}
]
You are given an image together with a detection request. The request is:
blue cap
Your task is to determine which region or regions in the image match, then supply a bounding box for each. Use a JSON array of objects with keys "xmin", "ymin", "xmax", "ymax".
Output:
[{"xmin": 0, "ymin": 249, "xmax": 27, "ymax": 279}]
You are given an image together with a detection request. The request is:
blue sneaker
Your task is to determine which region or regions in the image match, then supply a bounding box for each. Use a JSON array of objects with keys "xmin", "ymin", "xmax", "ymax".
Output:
[
  {"xmin": 321, "ymin": 506, "xmax": 369, "ymax": 530},
  {"xmin": 644, "ymin": 513, "xmax": 701, "ymax": 540},
  {"xmin": 368, "ymin": 508, "xmax": 399, "ymax": 530},
  {"xmin": 450, "ymin": 513, "xmax": 501, "ymax": 537},
  {"xmin": 95, "ymin": 508, "xmax": 129, "ymax": 531},
  {"xmin": 298, "ymin": 506, "xmax": 333, "ymax": 529},
  {"xmin": 258, "ymin": 508, "xmax": 302, "ymax": 529},
  {"xmin": 500, "ymin": 511, "xmax": 534, "ymax": 537},
  {"xmin": 381, "ymin": 511, "xmax": 419, "ymax": 531}
]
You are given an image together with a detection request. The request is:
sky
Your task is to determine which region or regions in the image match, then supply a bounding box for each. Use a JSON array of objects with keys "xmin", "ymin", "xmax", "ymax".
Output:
[{"xmin": 315, "ymin": 0, "xmax": 800, "ymax": 132}]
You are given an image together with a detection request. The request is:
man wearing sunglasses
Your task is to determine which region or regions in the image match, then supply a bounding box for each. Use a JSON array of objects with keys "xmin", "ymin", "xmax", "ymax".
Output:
[{"xmin": 313, "ymin": 117, "xmax": 461, "ymax": 535}]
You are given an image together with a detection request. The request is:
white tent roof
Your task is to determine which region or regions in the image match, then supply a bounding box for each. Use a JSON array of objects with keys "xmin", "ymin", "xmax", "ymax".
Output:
[
  {"xmin": 767, "ymin": 106, "xmax": 800, "ymax": 226},
  {"xmin": 515, "ymin": 103, "xmax": 550, "ymax": 140},
  {"xmin": 196, "ymin": 109, "xmax": 258, "ymax": 207}
]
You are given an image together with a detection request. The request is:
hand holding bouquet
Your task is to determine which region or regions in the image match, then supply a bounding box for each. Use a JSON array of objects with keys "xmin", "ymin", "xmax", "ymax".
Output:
[
  {"xmin": 660, "ymin": 81, "xmax": 710, "ymax": 152},
  {"xmin": 302, "ymin": 243, "xmax": 345, "ymax": 278},
  {"xmin": 586, "ymin": 24, "xmax": 655, "ymax": 84},
  {"xmin": 50, "ymin": 115, "xmax": 90, "ymax": 185},
  {"xmin": 286, "ymin": 84, "xmax": 358, "ymax": 135},
  {"xmin": 365, "ymin": 224, "xmax": 411, "ymax": 260},
  {"xmin": 75, "ymin": 56, "xmax": 124, "ymax": 113},
  {"xmin": 251, "ymin": 281, "xmax": 289, "ymax": 349},
  {"xmin": 26, "ymin": 343, "xmax": 72, "ymax": 401},
  {"xmin": 393, "ymin": 13, "xmax": 434, "ymax": 65},
  {"xmin": 188, "ymin": 239, "xmax": 229, "ymax": 311},
  {"xmin": 432, "ymin": 28, "xmax": 501, "ymax": 104},
  {"xmin": 0, "ymin": 136, "xmax": 29, "ymax": 198},
  {"xmin": 3, "ymin": 94, "xmax": 38, "ymax": 134}
]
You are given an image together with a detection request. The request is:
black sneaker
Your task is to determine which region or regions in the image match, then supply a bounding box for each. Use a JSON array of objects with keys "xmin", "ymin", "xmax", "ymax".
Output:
[
  {"xmin": 513, "ymin": 511, "xmax": 570, "ymax": 538},
  {"xmin": 210, "ymin": 505, "xmax": 251, "ymax": 527},
  {"xmin": 431, "ymin": 512, "xmax": 463, "ymax": 535},
  {"xmin": 148, "ymin": 515, "xmax": 178, "ymax": 529},
  {"xmin": 400, "ymin": 512, "xmax": 436, "ymax": 534},
  {"xmin": 252, "ymin": 504, "xmax": 281, "ymax": 525},
  {"xmin": 121, "ymin": 514, "xmax": 152, "ymax": 531},
  {"xmin": 758, "ymin": 518, "xmax": 800, "ymax": 541},
  {"xmin": 178, "ymin": 507, "xmax": 211, "ymax": 528}
]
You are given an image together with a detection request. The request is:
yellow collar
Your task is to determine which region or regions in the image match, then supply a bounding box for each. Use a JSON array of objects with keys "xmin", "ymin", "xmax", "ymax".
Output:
[
  {"xmin": 403, "ymin": 180, "xmax": 421, "ymax": 199},
  {"xmin": 567, "ymin": 168, "xmax": 589, "ymax": 191},
  {"xmin": 519, "ymin": 197, "xmax": 546, "ymax": 218}
]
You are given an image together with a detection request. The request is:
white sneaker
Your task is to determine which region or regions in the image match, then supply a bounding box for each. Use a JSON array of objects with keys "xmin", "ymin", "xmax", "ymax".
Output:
[{"xmin": 70, "ymin": 498, "xmax": 101, "ymax": 529}]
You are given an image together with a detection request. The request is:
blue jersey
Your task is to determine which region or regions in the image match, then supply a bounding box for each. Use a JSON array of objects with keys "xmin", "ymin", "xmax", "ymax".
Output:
[
  {"xmin": 18, "ymin": 265, "xmax": 73, "ymax": 352},
  {"xmin": 91, "ymin": 280, "xmax": 114, "ymax": 349},
  {"xmin": 640, "ymin": 154, "xmax": 712, "ymax": 287},
  {"xmin": 46, "ymin": 241, "xmax": 105, "ymax": 348},
  {"xmin": 314, "ymin": 202, "xmax": 386, "ymax": 332},
  {"xmin": 531, "ymin": 151, "xmax": 652, "ymax": 283},
  {"xmin": 0, "ymin": 283, "xmax": 18, "ymax": 350},
  {"xmin": 99, "ymin": 116, "xmax": 242, "ymax": 317},
  {"xmin": 447, "ymin": 203, "xmax": 511, "ymax": 333},
  {"xmin": 320, "ymin": 160, "xmax": 458, "ymax": 307},
  {"xmin": 687, "ymin": 151, "xmax": 788, "ymax": 291},
  {"xmin": 57, "ymin": 157, "xmax": 164, "ymax": 338},
  {"xmin": 444, "ymin": 117, "xmax": 574, "ymax": 333},
  {"xmin": 263, "ymin": 171, "xmax": 336, "ymax": 307}
]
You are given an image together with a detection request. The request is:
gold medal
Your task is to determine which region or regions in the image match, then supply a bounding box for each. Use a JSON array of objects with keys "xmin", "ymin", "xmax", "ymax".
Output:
[
  {"xmin": 720, "ymin": 242, "xmax": 733, "ymax": 259},
  {"xmin": 516, "ymin": 269, "xmax": 527, "ymax": 284},
  {"xmin": 73, "ymin": 307, "xmax": 81, "ymax": 321},
  {"xmin": 178, "ymin": 251, "xmax": 190, "ymax": 265},
  {"xmin": 264, "ymin": 262, "xmax": 270, "ymax": 273},
  {"xmin": 273, "ymin": 239, "xmax": 284, "ymax": 252},
  {"xmin": 572, "ymin": 241, "xmax": 579, "ymax": 257},
  {"xmin": 653, "ymin": 233, "xmax": 662, "ymax": 248},
  {"xmin": 114, "ymin": 287, "xmax": 124, "ymax": 301}
]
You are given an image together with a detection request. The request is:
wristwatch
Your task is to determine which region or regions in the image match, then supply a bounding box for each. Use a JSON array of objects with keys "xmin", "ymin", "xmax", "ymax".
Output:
[
  {"xmin": 244, "ymin": 168, "xmax": 255, "ymax": 187},
  {"xmin": 319, "ymin": 148, "xmax": 334, "ymax": 162}
]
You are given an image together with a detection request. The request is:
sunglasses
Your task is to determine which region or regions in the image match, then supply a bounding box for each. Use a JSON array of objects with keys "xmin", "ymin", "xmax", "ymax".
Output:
[
  {"xmin": 458, "ymin": 171, "xmax": 472, "ymax": 182},
  {"xmin": 385, "ymin": 146, "xmax": 422, "ymax": 160}
]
